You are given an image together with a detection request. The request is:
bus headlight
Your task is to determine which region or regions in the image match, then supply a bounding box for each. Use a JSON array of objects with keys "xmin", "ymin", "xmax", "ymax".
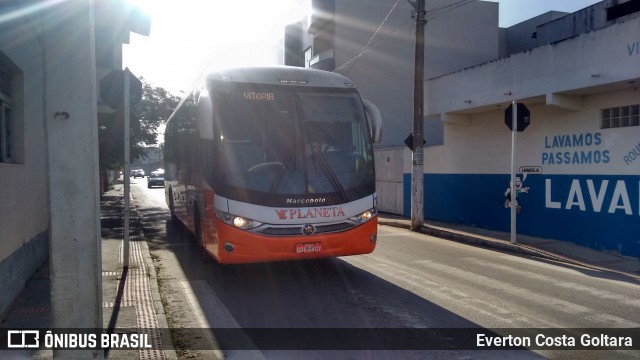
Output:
[
  {"xmin": 216, "ymin": 211, "xmax": 262, "ymax": 230},
  {"xmin": 349, "ymin": 208, "xmax": 377, "ymax": 224},
  {"xmin": 233, "ymin": 216, "xmax": 246, "ymax": 228}
]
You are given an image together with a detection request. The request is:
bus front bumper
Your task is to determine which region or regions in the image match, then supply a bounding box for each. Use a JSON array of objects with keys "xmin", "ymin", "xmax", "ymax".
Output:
[{"xmin": 213, "ymin": 217, "xmax": 378, "ymax": 264}]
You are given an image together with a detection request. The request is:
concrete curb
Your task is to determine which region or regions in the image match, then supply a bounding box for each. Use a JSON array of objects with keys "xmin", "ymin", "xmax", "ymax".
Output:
[{"xmin": 379, "ymin": 220, "xmax": 544, "ymax": 258}]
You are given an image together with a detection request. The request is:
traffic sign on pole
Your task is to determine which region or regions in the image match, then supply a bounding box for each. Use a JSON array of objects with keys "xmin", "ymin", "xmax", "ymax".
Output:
[
  {"xmin": 509, "ymin": 101, "xmax": 518, "ymax": 244},
  {"xmin": 404, "ymin": 133, "xmax": 426, "ymax": 151},
  {"xmin": 506, "ymin": 101, "xmax": 532, "ymax": 244},
  {"xmin": 100, "ymin": 69, "xmax": 142, "ymax": 109},
  {"xmin": 504, "ymin": 102, "xmax": 530, "ymax": 132}
]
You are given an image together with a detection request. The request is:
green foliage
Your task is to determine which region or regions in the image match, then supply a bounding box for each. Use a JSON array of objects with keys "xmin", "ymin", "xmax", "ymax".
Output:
[{"xmin": 99, "ymin": 77, "xmax": 180, "ymax": 172}]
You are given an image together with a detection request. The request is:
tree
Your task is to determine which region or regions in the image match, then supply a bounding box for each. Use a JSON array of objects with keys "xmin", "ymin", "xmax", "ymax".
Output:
[
  {"xmin": 133, "ymin": 79, "xmax": 180, "ymax": 154},
  {"xmin": 98, "ymin": 77, "xmax": 180, "ymax": 191}
]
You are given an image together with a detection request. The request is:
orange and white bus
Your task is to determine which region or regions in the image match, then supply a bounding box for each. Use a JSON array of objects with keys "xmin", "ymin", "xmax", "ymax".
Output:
[{"xmin": 163, "ymin": 66, "xmax": 382, "ymax": 264}]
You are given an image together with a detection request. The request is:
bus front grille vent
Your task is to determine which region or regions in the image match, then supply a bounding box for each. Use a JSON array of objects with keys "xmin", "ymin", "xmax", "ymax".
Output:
[{"xmin": 256, "ymin": 222, "xmax": 355, "ymax": 236}]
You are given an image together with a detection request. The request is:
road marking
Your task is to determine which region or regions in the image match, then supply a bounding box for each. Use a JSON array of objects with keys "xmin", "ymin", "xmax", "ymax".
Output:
[
  {"xmin": 345, "ymin": 255, "xmax": 546, "ymax": 327},
  {"xmin": 413, "ymin": 259, "xmax": 640, "ymax": 328},
  {"xmin": 348, "ymin": 253, "xmax": 640, "ymax": 328},
  {"xmin": 464, "ymin": 257, "xmax": 640, "ymax": 307},
  {"xmin": 496, "ymin": 255, "xmax": 640, "ymax": 289},
  {"xmin": 180, "ymin": 280, "xmax": 265, "ymax": 360}
]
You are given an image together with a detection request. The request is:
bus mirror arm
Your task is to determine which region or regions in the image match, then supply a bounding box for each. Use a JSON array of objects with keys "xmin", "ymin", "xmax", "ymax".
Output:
[{"xmin": 362, "ymin": 99, "xmax": 382, "ymax": 144}]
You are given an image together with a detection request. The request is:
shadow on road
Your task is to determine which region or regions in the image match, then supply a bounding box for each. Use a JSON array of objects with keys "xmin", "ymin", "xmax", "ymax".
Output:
[{"xmin": 132, "ymin": 198, "xmax": 543, "ymax": 358}]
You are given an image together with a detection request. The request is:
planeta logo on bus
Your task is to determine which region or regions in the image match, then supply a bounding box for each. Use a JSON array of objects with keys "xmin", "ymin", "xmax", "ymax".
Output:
[{"xmin": 275, "ymin": 207, "xmax": 346, "ymax": 220}]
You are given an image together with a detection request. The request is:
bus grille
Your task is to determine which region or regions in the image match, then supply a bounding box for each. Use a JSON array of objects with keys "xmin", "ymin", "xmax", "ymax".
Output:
[{"xmin": 256, "ymin": 222, "xmax": 356, "ymax": 236}]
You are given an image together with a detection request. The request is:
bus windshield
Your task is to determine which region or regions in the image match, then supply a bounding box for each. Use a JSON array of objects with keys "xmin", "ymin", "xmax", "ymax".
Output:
[{"xmin": 214, "ymin": 83, "xmax": 374, "ymax": 204}]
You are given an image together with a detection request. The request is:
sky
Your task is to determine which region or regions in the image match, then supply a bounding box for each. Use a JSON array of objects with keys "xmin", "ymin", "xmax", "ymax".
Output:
[
  {"xmin": 123, "ymin": 0, "xmax": 309, "ymax": 95},
  {"xmin": 123, "ymin": 0, "xmax": 603, "ymax": 96},
  {"xmin": 489, "ymin": 0, "xmax": 601, "ymax": 27}
]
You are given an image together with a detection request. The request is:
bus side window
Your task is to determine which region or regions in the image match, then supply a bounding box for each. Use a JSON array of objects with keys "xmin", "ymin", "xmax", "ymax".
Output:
[{"xmin": 201, "ymin": 138, "xmax": 218, "ymax": 186}]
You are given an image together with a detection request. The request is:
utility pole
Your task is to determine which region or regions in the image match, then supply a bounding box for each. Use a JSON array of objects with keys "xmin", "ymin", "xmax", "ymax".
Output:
[
  {"xmin": 43, "ymin": 0, "xmax": 103, "ymax": 358},
  {"xmin": 100, "ymin": 68, "xmax": 142, "ymax": 270},
  {"xmin": 411, "ymin": 0, "xmax": 426, "ymax": 231},
  {"xmin": 123, "ymin": 68, "xmax": 131, "ymax": 268}
]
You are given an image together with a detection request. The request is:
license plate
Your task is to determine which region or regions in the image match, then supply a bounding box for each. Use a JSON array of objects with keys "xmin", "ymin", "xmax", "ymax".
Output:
[{"xmin": 295, "ymin": 242, "xmax": 322, "ymax": 253}]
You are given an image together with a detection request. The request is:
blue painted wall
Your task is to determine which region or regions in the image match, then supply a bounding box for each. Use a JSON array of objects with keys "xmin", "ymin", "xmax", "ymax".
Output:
[{"xmin": 404, "ymin": 173, "xmax": 640, "ymax": 257}]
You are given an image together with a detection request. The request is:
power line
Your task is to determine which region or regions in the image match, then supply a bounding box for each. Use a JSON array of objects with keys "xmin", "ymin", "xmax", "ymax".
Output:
[
  {"xmin": 333, "ymin": 0, "xmax": 478, "ymax": 75},
  {"xmin": 336, "ymin": 18, "xmax": 412, "ymax": 75},
  {"xmin": 334, "ymin": 0, "xmax": 402, "ymax": 74}
]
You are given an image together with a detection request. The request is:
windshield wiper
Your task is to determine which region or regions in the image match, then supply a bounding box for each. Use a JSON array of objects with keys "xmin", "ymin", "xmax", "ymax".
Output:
[
  {"xmin": 309, "ymin": 144, "xmax": 349, "ymax": 202},
  {"xmin": 269, "ymin": 147, "xmax": 296, "ymax": 193}
]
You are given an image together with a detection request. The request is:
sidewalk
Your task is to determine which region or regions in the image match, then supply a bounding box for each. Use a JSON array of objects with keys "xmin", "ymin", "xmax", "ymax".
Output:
[
  {"xmin": 0, "ymin": 184, "xmax": 176, "ymax": 359},
  {"xmin": 100, "ymin": 184, "xmax": 176, "ymax": 360},
  {"xmin": 378, "ymin": 212, "xmax": 640, "ymax": 280}
]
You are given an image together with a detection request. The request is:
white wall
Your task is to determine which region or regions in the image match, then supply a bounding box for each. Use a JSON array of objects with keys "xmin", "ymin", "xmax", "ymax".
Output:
[
  {"xmin": 426, "ymin": 17, "xmax": 640, "ymax": 116},
  {"xmin": 0, "ymin": 17, "xmax": 48, "ymax": 263},
  {"xmin": 424, "ymin": 16, "xmax": 640, "ymax": 177},
  {"xmin": 425, "ymin": 89, "xmax": 640, "ymax": 176},
  {"xmin": 375, "ymin": 148, "xmax": 409, "ymax": 214}
]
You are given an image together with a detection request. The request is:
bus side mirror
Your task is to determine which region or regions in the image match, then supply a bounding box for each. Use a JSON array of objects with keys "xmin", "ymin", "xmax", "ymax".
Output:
[
  {"xmin": 198, "ymin": 91, "xmax": 214, "ymax": 140},
  {"xmin": 362, "ymin": 99, "xmax": 382, "ymax": 144}
]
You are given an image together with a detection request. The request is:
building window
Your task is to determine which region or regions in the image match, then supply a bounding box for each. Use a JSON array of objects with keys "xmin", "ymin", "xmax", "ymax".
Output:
[
  {"xmin": 601, "ymin": 104, "xmax": 640, "ymax": 129},
  {"xmin": 0, "ymin": 67, "xmax": 9, "ymax": 95},
  {"xmin": 0, "ymin": 68, "xmax": 13, "ymax": 162},
  {"xmin": 0, "ymin": 51, "xmax": 22, "ymax": 164},
  {"xmin": 1, "ymin": 103, "xmax": 13, "ymax": 161}
]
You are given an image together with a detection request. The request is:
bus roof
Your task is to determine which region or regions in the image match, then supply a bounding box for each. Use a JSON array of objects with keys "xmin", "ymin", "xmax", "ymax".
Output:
[{"xmin": 205, "ymin": 66, "xmax": 357, "ymax": 89}]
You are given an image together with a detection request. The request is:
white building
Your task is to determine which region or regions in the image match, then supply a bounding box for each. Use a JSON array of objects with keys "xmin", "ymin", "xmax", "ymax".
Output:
[
  {"xmin": 0, "ymin": 0, "xmax": 149, "ymax": 319},
  {"xmin": 284, "ymin": 0, "xmax": 640, "ymax": 257},
  {"xmin": 424, "ymin": 1, "xmax": 640, "ymax": 257}
]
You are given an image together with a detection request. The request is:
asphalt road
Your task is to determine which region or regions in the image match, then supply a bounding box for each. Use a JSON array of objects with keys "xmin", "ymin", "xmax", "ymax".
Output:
[{"xmin": 130, "ymin": 178, "xmax": 640, "ymax": 359}]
